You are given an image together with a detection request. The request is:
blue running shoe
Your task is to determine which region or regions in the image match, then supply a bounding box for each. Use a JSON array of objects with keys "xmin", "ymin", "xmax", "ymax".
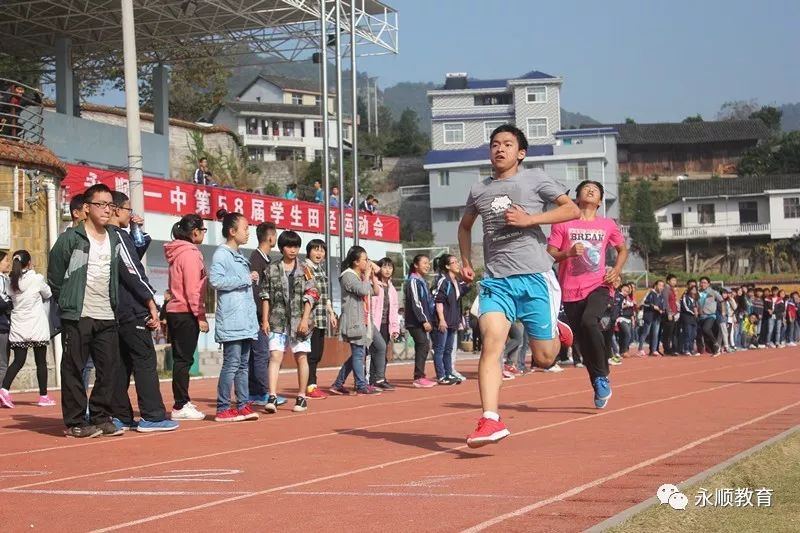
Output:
[
  {"xmin": 248, "ymin": 394, "xmax": 269, "ymax": 406},
  {"xmin": 275, "ymin": 395, "xmax": 288, "ymax": 406},
  {"xmin": 137, "ymin": 419, "xmax": 180, "ymax": 433},
  {"xmin": 111, "ymin": 418, "xmax": 138, "ymax": 431},
  {"xmin": 593, "ymin": 376, "xmax": 612, "ymax": 409}
]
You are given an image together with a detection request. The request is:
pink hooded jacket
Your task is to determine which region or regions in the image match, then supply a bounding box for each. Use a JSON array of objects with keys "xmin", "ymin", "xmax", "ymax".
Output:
[
  {"xmin": 371, "ymin": 281, "xmax": 400, "ymax": 336},
  {"xmin": 164, "ymin": 239, "xmax": 207, "ymax": 321}
]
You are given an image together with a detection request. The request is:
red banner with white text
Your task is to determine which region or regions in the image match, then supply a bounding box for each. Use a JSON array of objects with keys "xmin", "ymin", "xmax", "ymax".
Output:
[{"xmin": 61, "ymin": 164, "xmax": 400, "ymax": 243}]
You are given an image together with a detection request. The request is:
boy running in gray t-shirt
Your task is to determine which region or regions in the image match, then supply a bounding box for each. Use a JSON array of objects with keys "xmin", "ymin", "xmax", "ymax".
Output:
[{"xmin": 459, "ymin": 124, "xmax": 579, "ymax": 448}]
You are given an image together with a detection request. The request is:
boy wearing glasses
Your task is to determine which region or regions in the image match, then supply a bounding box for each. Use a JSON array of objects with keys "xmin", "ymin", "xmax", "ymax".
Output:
[{"xmin": 48, "ymin": 183, "xmax": 125, "ymax": 438}]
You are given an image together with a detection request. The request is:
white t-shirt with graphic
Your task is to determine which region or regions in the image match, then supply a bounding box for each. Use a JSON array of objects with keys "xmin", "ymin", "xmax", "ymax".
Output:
[{"xmin": 81, "ymin": 233, "xmax": 114, "ymax": 320}]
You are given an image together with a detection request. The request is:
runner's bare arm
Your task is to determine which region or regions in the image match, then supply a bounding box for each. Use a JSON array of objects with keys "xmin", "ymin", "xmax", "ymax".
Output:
[
  {"xmin": 506, "ymin": 194, "xmax": 579, "ymax": 228},
  {"xmin": 458, "ymin": 208, "xmax": 478, "ymax": 279}
]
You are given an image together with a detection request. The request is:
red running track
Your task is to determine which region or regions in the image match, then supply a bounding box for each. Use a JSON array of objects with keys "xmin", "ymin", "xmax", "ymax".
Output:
[{"xmin": 0, "ymin": 348, "xmax": 798, "ymax": 532}]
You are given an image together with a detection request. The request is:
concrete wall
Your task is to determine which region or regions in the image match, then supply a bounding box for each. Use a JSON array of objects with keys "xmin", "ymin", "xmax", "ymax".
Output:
[
  {"xmin": 43, "ymin": 111, "xmax": 170, "ymax": 178},
  {"xmin": 240, "ymin": 79, "xmax": 283, "ymax": 103},
  {"xmin": 768, "ymin": 191, "xmax": 800, "ymax": 239}
]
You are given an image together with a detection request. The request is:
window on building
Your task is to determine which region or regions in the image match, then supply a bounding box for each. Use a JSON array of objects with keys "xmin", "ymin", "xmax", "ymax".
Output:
[
  {"xmin": 698, "ymin": 203, "xmax": 716, "ymax": 224},
  {"xmin": 272, "ymin": 121, "xmax": 280, "ymax": 136},
  {"xmin": 566, "ymin": 161, "xmax": 588, "ymax": 181},
  {"xmin": 247, "ymin": 146, "xmax": 264, "ymax": 161},
  {"xmin": 443, "ymin": 123, "xmax": 464, "ymax": 144},
  {"xmin": 484, "ymin": 121, "xmax": 506, "ymax": 142},
  {"xmin": 784, "ymin": 197, "xmax": 800, "ymax": 218},
  {"xmin": 526, "ymin": 86, "xmax": 547, "ymax": 103},
  {"xmin": 672, "ymin": 213, "xmax": 683, "ymax": 228},
  {"xmin": 526, "ymin": 118, "xmax": 547, "ymax": 139},
  {"xmin": 283, "ymin": 121, "xmax": 295, "ymax": 137},
  {"xmin": 439, "ymin": 171, "xmax": 450, "ymax": 187},
  {"xmin": 474, "ymin": 93, "xmax": 511, "ymax": 106},
  {"xmin": 315, "ymin": 95, "xmax": 322, "ymax": 107},
  {"xmin": 246, "ymin": 117, "xmax": 258, "ymax": 135},
  {"xmin": 343, "ymin": 127, "xmax": 350, "ymax": 141},
  {"xmin": 261, "ymin": 120, "xmax": 270, "ymax": 135},
  {"xmin": 657, "ymin": 215, "xmax": 668, "ymax": 223},
  {"xmin": 313, "ymin": 121, "xmax": 322, "ymax": 137},
  {"xmin": 314, "ymin": 149, "xmax": 323, "ymax": 161},
  {"xmin": 291, "ymin": 93, "xmax": 303, "ymax": 105},
  {"xmin": 478, "ymin": 166, "xmax": 494, "ymax": 177},
  {"xmin": 445, "ymin": 207, "xmax": 463, "ymax": 222},
  {"xmin": 739, "ymin": 201, "xmax": 759, "ymax": 224}
]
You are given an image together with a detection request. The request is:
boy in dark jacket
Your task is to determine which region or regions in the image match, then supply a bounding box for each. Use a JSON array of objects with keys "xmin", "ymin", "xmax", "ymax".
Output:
[
  {"xmin": 48, "ymin": 184, "xmax": 123, "ymax": 438},
  {"xmin": 107, "ymin": 192, "xmax": 178, "ymax": 433}
]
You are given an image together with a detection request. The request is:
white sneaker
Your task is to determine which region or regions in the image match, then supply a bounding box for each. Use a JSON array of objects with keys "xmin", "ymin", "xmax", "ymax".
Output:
[
  {"xmin": 789, "ymin": 342, "xmax": 797, "ymax": 347},
  {"xmin": 544, "ymin": 364, "xmax": 564, "ymax": 373},
  {"xmin": 171, "ymin": 402, "xmax": 206, "ymax": 421}
]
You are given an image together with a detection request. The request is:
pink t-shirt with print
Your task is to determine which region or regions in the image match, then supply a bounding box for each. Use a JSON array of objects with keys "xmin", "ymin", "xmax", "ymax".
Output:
[{"xmin": 548, "ymin": 217, "xmax": 624, "ymax": 303}]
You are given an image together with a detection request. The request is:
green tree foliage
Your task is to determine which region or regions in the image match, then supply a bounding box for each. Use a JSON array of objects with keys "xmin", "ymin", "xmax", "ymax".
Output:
[
  {"xmin": 385, "ymin": 109, "xmax": 428, "ymax": 156},
  {"xmin": 624, "ymin": 117, "xmax": 636, "ymax": 124},
  {"xmin": 682, "ymin": 114, "xmax": 704, "ymax": 123},
  {"xmin": 738, "ymin": 131, "xmax": 800, "ymax": 176},
  {"xmin": 749, "ymin": 105, "xmax": 783, "ymax": 134},
  {"xmin": 629, "ymin": 181, "xmax": 662, "ymax": 271}
]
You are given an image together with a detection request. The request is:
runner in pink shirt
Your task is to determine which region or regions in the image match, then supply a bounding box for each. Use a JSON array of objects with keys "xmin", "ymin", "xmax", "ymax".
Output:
[{"xmin": 547, "ymin": 180, "xmax": 627, "ymax": 409}]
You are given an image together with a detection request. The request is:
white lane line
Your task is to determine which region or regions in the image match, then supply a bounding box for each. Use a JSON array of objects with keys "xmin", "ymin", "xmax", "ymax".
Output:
[
  {"xmin": 4, "ymin": 489, "xmax": 252, "ymax": 497},
  {"xmin": 286, "ymin": 491, "xmax": 524, "ymax": 499},
  {"xmin": 86, "ymin": 367, "xmax": 799, "ymax": 532}
]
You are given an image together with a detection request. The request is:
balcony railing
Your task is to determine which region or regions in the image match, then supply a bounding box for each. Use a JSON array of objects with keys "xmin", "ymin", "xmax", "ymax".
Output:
[
  {"xmin": 243, "ymin": 133, "xmax": 306, "ymax": 146},
  {"xmin": 399, "ymin": 185, "xmax": 430, "ymax": 199},
  {"xmin": 0, "ymin": 79, "xmax": 44, "ymax": 145},
  {"xmin": 620, "ymin": 223, "xmax": 771, "ymax": 240}
]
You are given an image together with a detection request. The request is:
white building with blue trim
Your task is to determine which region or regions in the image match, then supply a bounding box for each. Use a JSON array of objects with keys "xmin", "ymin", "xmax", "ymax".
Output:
[{"xmin": 422, "ymin": 71, "xmax": 620, "ymax": 247}]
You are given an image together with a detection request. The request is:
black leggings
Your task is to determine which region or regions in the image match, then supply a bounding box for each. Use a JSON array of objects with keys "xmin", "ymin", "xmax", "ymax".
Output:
[{"xmin": 2, "ymin": 345, "xmax": 48, "ymax": 395}]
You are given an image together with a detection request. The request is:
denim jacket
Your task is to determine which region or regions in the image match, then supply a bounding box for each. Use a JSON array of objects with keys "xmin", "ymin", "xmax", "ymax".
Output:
[{"xmin": 209, "ymin": 244, "xmax": 258, "ymax": 343}]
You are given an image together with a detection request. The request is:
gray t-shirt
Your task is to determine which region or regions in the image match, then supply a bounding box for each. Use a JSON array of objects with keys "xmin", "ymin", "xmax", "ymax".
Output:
[
  {"xmin": 81, "ymin": 233, "xmax": 115, "ymax": 320},
  {"xmin": 465, "ymin": 168, "xmax": 567, "ymax": 278}
]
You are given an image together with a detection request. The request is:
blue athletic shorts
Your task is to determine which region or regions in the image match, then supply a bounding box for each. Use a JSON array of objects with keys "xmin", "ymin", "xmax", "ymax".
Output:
[{"xmin": 478, "ymin": 271, "xmax": 561, "ymax": 340}]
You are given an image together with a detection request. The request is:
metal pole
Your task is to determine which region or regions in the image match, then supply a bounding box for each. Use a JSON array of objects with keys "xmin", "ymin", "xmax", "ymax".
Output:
[
  {"xmin": 335, "ymin": 0, "xmax": 346, "ymax": 260},
  {"xmin": 373, "ymin": 77, "xmax": 379, "ymax": 136},
  {"xmin": 366, "ymin": 77, "xmax": 372, "ymax": 135},
  {"xmin": 320, "ymin": 0, "xmax": 332, "ymax": 289},
  {"xmin": 120, "ymin": 0, "xmax": 144, "ymax": 221},
  {"xmin": 350, "ymin": 0, "xmax": 359, "ymax": 246}
]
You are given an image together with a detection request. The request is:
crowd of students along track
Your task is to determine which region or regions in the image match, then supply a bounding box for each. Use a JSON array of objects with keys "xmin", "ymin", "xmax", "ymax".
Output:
[
  {"xmin": 0, "ymin": 182, "xmax": 495, "ymax": 437},
  {"xmin": 0, "ymin": 181, "xmax": 796, "ymax": 439}
]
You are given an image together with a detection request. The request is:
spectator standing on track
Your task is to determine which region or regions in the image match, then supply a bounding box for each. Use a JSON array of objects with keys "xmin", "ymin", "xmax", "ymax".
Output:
[
  {"xmin": 107, "ymin": 192, "xmax": 178, "ymax": 433},
  {"xmin": 431, "ymin": 254, "xmax": 468, "ymax": 385},
  {"xmin": 661, "ymin": 274, "xmax": 679, "ymax": 355},
  {"xmin": 48, "ymin": 183, "xmax": 125, "ymax": 438},
  {"xmin": 164, "ymin": 214, "xmax": 209, "ymax": 421},
  {"xmin": 459, "ymin": 124, "xmax": 577, "ymax": 448},
  {"xmin": 547, "ymin": 179, "xmax": 627, "ymax": 408},
  {"xmin": 637, "ymin": 280, "xmax": 665, "ymax": 357},
  {"xmin": 787, "ymin": 292, "xmax": 799, "ymax": 346},
  {"xmin": 0, "ymin": 250, "xmax": 55, "ymax": 408},
  {"xmin": 698, "ymin": 277, "xmax": 723, "ymax": 356},
  {"xmin": 305, "ymin": 238, "xmax": 338, "ymax": 399},
  {"xmin": 260, "ymin": 231, "xmax": 319, "ymax": 413},
  {"xmin": 404, "ymin": 254, "xmax": 437, "ymax": 389},
  {"xmin": 679, "ymin": 285, "xmax": 699, "ymax": 355},
  {"xmin": 248, "ymin": 222, "xmax": 286, "ymax": 407},
  {"xmin": 329, "ymin": 246, "xmax": 382, "ymax": 396},
  {"xmin": 369, "ymin": 257, "xmax": 399, "ymax": 391},
  {"xmin": 209, "ymin": 212, "xmax": 260, "ymax": 423},
  {"xmin": 0, "ymin": 252, "xmax": 11, "ymax": 387},
  {"xmin": 616, "ymin": 283, "xmax": 636, "ymax": 357}
]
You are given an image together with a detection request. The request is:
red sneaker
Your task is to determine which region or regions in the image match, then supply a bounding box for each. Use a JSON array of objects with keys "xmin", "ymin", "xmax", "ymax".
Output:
[
  {"xmin": 466, "ymin": 417, "xmax": 511, "ymax": 448},
  {"xmin": 238, "ymin": 404, "xmax": 259, "ymax": 421},
  {"xmin": 214, "ymin": 408, "xmax": 244, "ymax": 422},
  {"xmin": 307, "ymin": 387, "xmax": 328, "ymax": 399},
  {"xmin": 557, "ymin": 320, "xmax": 573, "ymax": 348},
  {"xmin": 503, "ymin": 364, "xmax": 520, "ymax": 375}
]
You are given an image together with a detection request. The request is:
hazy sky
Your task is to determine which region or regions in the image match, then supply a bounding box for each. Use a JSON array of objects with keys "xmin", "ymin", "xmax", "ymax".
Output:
[{"xmin": 359, "ymin": 0, "xmax": 799, "ymax": 123}]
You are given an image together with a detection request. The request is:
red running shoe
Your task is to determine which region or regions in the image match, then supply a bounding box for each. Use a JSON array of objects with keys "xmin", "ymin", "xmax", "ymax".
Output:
[
  {"xmin": 238, "ymin": 404, "xmax": 259, "ymax": 421},
  {"xmin": 307, "ymin": 386, "xmax": 328, "ymax": 399},
  {"xmin": 503, "ymin": 364, "xmax": 520, "ymax": 375},
  {"xmin": 215, "ymin": 408, "xmax": 244, "ymax": 422},
  {"xmin": 466, "ymin": 417, "xmax": 511, "ymax": 448},
  {"xmin": 557, "ymin": 319, "xmax": 573, "ymax": 348}
]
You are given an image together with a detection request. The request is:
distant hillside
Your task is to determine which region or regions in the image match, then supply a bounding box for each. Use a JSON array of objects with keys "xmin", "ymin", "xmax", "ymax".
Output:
[
  {"xmin": 780, "ymin": 103, "xmax": 800, "ymax": 132},
  {"xmin": 561, "ymin": 109, "xmax": 601, "ymax": 128}
]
